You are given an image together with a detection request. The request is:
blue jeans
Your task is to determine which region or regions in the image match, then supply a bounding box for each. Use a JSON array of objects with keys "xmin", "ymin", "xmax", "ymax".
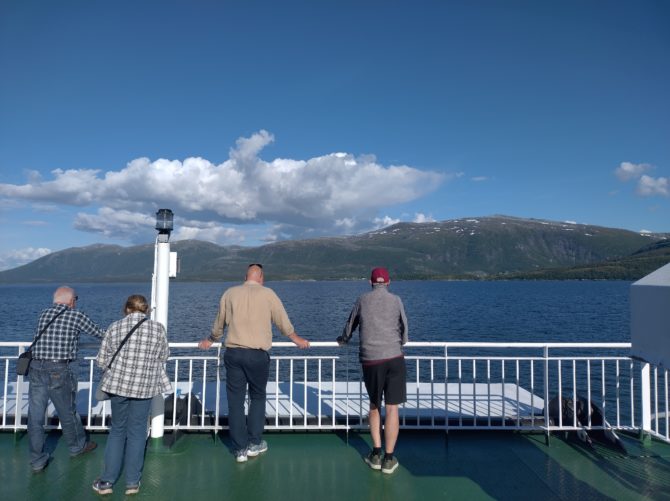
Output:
[
  {"xmin": 100, "ymin": 395, "xmax": 152, "ymax": 487},
  {"xmin": 224, "ymin": 348, "xmax": 270, "ymax": 452},
  {"xmin": 28, "ymin": 360, "xmax": 88, "ymax": 469}
]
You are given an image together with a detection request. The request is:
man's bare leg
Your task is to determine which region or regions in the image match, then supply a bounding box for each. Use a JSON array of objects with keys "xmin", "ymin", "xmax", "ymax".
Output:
[
  {"xmin": 369, "ymin": 404, "xmax": 382, "ymax": 448},
  {"xmin": 384, "ymin": 404, "xmax": 400, "ymax": 454}
]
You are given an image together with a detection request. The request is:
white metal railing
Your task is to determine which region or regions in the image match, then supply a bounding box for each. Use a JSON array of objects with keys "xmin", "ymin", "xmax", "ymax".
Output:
[
  {"xmin": 1, "ymin": 341, "xmax": 668, "ymax": 443},
  {"xmin": 647, "ymin": 363, "xmax": 670, "ymax": 442}
]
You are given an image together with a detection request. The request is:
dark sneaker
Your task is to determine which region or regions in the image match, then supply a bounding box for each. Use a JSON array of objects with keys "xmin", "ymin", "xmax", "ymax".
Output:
[
  {"xmin": 364, "ymin": 451, "xmax": 382, "ymax": 470},
  {"xmin": 92, "ymin": 479, "xmax": 113, "ymax": 495},
  {"xmin": 125, "ymin": 483, "xmax": 141, "ymax": 495},
  {"xmin": 381, "ymin": 456, "xmax": 399, "ymax": 474},
  {"xmin": 72, "ymin": 441, "xmax": 97, "ymax": 457},
  {"xmin": 234, "ymin": 448, "xmax": 248, "ymax": 463},
  {"xmin": 247, "ymin": 440, "xmax": 268, "ymax": 457}
]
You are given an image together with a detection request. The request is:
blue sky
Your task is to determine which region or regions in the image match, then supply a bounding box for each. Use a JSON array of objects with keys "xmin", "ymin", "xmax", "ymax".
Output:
[{"xmin": 0, "ymin": 0, "xmax": 668, "ymax": 270}]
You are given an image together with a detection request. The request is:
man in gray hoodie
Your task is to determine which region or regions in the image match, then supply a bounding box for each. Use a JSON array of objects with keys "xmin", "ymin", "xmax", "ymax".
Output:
[{"xmin": 337, "ymin": 267, "xmax": 408, "ymax": 474}]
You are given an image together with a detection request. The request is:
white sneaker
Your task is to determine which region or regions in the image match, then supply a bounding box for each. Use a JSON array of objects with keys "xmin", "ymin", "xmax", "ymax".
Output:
[
  {"xmin": 246, "ymin": 440, "xmax": 268, "ymax": 457},
  {"xmin": 125, "ymin": 483, "xmax": 141, "ymax": 495},
  {"xmin": 235, "ymin": 449, "xmax": 248, "ymax": 463}
]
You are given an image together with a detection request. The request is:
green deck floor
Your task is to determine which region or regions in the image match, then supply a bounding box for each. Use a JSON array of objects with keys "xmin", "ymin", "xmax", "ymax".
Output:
[{"xmin": 2, "ymin": 430, "xmax": 669, "ymax": 500}]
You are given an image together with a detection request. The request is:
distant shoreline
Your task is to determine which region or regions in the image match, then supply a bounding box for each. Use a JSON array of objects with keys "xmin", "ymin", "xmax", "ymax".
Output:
[{"xmin": 0, "ymin": 276, "xmax": 639, "ymax": 285}]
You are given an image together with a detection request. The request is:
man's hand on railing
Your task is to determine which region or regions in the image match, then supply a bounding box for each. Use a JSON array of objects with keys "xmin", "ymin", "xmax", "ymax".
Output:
[
  {"xmin": 288, "ymin": 332, "xmax": 310, "ymax": 349},
  {"xmin": 198, "ymin": 339, "xmax": 213, "ymax": 350},
  {"xmin": 336, "ymin": 336, "xmax": 347, "ymax": 346}
]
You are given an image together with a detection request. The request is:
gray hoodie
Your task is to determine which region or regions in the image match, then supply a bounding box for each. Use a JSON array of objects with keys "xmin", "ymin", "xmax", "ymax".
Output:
[{"xmin": 340, "ymin": 284, "xmax": 408, "ymax": 362}]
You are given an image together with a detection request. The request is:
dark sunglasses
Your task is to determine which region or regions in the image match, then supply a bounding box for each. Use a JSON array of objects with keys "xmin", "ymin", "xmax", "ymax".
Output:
[{"xmin": 248, "ymin": 263, "xmax": 263, "ymax": 269}]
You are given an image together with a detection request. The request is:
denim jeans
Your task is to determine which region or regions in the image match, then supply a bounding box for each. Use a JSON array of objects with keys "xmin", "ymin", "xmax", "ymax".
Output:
[
  {"xmin": 224, "ymin": 348, "xmax": 270, "ymax": 452},
  {"xmin": 28, "ymin": 360, "xmax": 88, "ymax": 469},
  {"xmin": 100, "ymin": 395, "xmax": 152, "ymax": 487}
]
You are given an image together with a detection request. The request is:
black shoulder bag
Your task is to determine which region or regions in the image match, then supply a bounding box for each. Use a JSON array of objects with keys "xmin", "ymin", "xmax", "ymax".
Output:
[
  {"xmin": 95, "ymin": 317, "xmax": 147, "ymax": 401},
  {"xmin": 16, "ymin": 308, "xmax": 67, "ymax": 376}
]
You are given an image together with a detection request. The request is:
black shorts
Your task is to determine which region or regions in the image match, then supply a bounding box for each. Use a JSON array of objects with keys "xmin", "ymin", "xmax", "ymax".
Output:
[{"xmin": 362, "ymin": 356, "xmax": 407, "ymax": 407}]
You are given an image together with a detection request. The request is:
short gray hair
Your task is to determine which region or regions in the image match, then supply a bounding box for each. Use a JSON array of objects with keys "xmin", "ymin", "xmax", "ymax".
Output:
[{"xmin": 53, "ymin": 286, "xmax": 75, "ymax": 304}]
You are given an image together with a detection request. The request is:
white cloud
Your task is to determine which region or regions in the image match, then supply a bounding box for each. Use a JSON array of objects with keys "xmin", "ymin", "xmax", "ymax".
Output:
[
  {"xmin": 0, "ymin": 247, "xmax": 52, "ymax": 271},
  {"xmin": 615, "ymin": 162, "xmax": 650, "ymax": 181},
  {"xmin": 373, "ymin": 216, "xmax": 401, "ymax": 228},
  {"xmin": 0, "ymin": 131, "xmax": 446, "ymax": 242},
  {"xmin": 172, "ymin": 219, "xmax": 246, "ymax": 244},
  {"xmin": 413, "ymin": 213, "xmax": 436, "ymax": 223},
  {"xmin": 73, "ymin": 208, "xmax": 154, "ymax": 242},
  {"xmin": 0, "ymin": 168, "xmax": 104, "ymax": 205},
  {"xmin": 636, "ymin": 175, "xmax": 669, "ymax": 197},
  {"xmin": 471, "ymin": 176, "xmax": 488, "ymax": 182},
  {"xmin": 334, "ymin": 218, "xmax": 357, "ymax": 230}
]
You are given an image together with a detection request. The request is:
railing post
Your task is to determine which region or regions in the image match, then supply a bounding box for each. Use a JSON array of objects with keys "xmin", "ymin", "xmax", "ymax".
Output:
[
  {"xmin": 444, "ymin": 345, "xmax": 449, "ymax": 440},
  {"xmin": 15, "ymin": 346, "xmax": 27, "ymax": 433},
  {"xmin": 640, "ymin": 362, "xmax": 652, "ymax": 437},
  {"xmin": 543, "ymin": 346, "xmax": 550, "ymax": 445},
  {"xmin": 150, "ymin": 395, "xmax": 165, "ymax": 439}
]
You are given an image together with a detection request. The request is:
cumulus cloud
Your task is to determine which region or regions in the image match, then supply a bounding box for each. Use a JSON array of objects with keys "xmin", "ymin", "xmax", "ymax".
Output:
[
  {"xmin": 74, "ymin": 208, "xmax": 154, "ymax": 241},
  {"xmin": 73, "ymin": 209, "xmax": 249, "ymax": 245},
  {"xmin": 373, "ymin": 216, "xmax": 401, "ymax": 228},
  {"xmin": 334, "ymin": 218, "xmax": 357, "ymax": 231},
  {"xmin": 637, "ymin": 175, "xmax": 669, "ymax": 197},
  {"xmin": 413, "ymin": 213, "xmax": 436, "ymax": 223},
  {"xmin": 0, "ymin": 168, "xmax": 104, "ymax": 205},
  {"xmin": 615, "ymin": 162, "xmax": 650, "ymax": 181},
  {"xmin": 0, "ymin": 131, "xmax": 447, "ymax": 243},
  {"xmin": 0, "ymin": 247, "xmax": 52, "ymax": 271},
  {"xmin": 172, "ymin": 218, "xmax": 246, "ymax": 244},
  {"xmin": 613, "ymin": 161, "xmax": 668, "ymax": 199}
]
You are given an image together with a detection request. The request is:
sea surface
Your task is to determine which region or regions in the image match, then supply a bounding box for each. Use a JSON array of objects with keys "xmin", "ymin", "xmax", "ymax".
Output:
[
  {"xmin": 1, "ymin": 280, "xmax": 640, "ymax": 422},
  {"xmin": 0, "ymin": 280, "xmax": 632, "ymax": 344}
]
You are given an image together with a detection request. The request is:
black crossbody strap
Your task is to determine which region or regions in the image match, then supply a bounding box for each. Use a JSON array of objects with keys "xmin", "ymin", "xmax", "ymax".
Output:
[
  {"xmin": 28, "ymin": 308, "xmax": 68, "ymax": 351},
  {"xmin": 106, "ymin": 317, "xmax": 148, "ymax": 370}
]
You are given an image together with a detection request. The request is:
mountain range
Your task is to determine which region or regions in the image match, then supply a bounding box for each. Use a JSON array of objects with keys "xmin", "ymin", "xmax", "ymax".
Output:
[{"xmin": 1, "ymin": 216, "xmax": 668, "ymax": 283}]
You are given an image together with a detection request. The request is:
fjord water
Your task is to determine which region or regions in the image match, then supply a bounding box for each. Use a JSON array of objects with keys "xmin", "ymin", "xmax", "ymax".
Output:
[
  {"xmin": 0, "ymin": 280, "xmax": 631, "ymax": 344},
  {"xmin": 1, "ymin": 280, "xmax": 637, "ymax": 422}
]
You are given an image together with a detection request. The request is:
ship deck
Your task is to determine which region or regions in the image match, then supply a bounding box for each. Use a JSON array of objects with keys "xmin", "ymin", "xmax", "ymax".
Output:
[{"xmin": 2, "ymin": 428, "xmax": 669, "ymax": 500}]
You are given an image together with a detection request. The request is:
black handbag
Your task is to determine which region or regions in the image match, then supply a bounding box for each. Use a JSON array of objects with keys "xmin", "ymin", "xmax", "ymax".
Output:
[
  {"xmin": 16, "ymin": 351, "xmax": 32, "ymax": 376},
  {"xmin": 16, "ymin": 308, "xmax": 67, "ymax": 376},
  {"xmin": 95, "ymin": 385, "xmax": 111, "ymax": 401}
]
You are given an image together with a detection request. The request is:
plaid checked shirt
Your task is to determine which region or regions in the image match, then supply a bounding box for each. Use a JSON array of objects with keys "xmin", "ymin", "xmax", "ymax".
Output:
[
  {"xmin": 97, "ymin": 313, "xmax": 172, "ymax": 399},
  {"xmin": 32, "ymin": 304, "xmax": 105, "ymax": 360}
]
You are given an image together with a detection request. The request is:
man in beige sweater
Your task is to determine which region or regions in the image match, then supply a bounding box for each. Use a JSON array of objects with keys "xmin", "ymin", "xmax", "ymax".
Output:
[{"xmin": 199, "ymin": 264, "xmax": 310, "ymax": 462}]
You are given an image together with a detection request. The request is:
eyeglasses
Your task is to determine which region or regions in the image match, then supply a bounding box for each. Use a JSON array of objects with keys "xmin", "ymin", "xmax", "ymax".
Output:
[
  {"xmin": 248, "ymin": 263, "xmax": 263, "ymax": 269},
  {"xmin": 74, "ymin": 296, "xmax": 79, "ymax": 301}
]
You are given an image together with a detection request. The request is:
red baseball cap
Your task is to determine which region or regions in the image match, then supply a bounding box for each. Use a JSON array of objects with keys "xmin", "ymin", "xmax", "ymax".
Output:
[{"xmin": 370, "ymin": 267, "xmax": 390, "ymax": 284}]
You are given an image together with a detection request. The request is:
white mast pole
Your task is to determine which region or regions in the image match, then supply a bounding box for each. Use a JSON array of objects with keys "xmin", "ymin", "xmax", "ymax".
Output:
[{"xmin": 150, "ymin": 209, "xmax": 175, "ymax": 440}]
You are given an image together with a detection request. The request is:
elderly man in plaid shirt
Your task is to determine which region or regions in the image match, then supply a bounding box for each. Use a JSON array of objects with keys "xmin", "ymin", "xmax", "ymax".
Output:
[{"xmin": 28, "ymin": 286, "xmax": 105, "ymax": 473}]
